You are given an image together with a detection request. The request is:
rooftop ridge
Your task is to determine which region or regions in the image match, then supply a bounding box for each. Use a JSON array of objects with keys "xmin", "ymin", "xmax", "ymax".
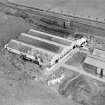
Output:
[
  {"xmin": 20, "ymin": 33, "xmax": 67, "ymax": 47},
  {"xmin": 9, "ymin": 39, "xmax": 56, "ymax": 55}
]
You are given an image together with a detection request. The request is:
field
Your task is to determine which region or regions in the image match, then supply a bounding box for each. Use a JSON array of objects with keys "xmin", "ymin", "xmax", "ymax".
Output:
[
  {"xmin": 58, "ymin": 74, "xmax": 105, "ymax": 105},
  {"xmin": 0, "ymin": 12, "xmax": 31, "ymax": 49}
]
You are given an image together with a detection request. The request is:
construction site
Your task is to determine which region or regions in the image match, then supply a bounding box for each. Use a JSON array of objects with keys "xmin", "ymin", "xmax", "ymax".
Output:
[{"xmin": 0, "ymin": 0, "xmax": 105, "ymax": 105}]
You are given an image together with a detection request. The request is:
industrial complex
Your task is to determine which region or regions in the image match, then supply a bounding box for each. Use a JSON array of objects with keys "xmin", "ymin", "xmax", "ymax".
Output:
[
  {"xmin": 3, "ymin": 2, "xmax": 105, "ymax": 83},
  {"xmin": 4, "ymin": 28, "xmax": 88, "ymax": 72},
  {"xmin": 0, "ymin": 1, "xmax": 105, "ymax": 105}
]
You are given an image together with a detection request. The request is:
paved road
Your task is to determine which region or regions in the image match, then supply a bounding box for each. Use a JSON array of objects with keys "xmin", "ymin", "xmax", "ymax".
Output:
[
  {"xmin": 63, "ymin": 64, "xmax": 105, "ymax": 83},
  {"xmin": 8, "ymin": 0, "xmax": 105, "ymax": 22}
]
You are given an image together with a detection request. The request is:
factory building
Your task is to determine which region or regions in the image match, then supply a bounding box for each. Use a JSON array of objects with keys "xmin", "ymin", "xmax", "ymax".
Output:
[
  {"xmin": 4, "ymin": 29, "xmax": 71, "ymax": 68},
  {"xmin": 5, "ymin": 29, "xmax": 88, "ymax": 68},
  {"xmin": 83, "ymin": 48, "xmax": 105, "ymax": 77},
  {"xmin": 5, "ymin": 39, "xmax": 56, "ymax": 67}
]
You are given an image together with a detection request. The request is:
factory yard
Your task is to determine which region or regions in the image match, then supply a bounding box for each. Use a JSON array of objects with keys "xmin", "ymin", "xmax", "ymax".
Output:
[{"xmin": 65, "ymin": 52, "xmax": 87, "ymax": 67}]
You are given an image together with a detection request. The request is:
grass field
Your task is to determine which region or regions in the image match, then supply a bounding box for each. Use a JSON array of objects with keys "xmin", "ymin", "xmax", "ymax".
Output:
[{"xmin": 0, "ymin": 12, "xmax": 31, "ymax": 49}]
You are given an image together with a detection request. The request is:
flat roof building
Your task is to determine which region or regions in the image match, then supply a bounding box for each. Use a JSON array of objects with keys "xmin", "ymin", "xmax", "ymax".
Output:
[
  {"xmin": 83, "ymin": 49, "xmax": 105, "ymax": 77},
  {"xmin": 84, "ymin": 56, "xmax": 105, "ymax": 70},
  {"xmin": 92, "ymin": 48, "xmax": 105, "ymax": 61}
]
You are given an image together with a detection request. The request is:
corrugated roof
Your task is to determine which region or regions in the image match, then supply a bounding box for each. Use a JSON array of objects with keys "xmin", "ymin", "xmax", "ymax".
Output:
[
  {"xmin": 93, "ymin": 48, "xmax": 105, "ymax": 59},
  {"xmin": 28, "ymin": 29, "xmax": 72, "ymax": 46},
  {"xmin": 84, "ymin": 56, "xmax": 105, "ymax": 69},
  {"xmin": 7, "ymin": 39, "xmax": 55, "ymax": 55},
  {"xmin": 17, "ymin": 34, "xmax": 63, "ymax": 54}
]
